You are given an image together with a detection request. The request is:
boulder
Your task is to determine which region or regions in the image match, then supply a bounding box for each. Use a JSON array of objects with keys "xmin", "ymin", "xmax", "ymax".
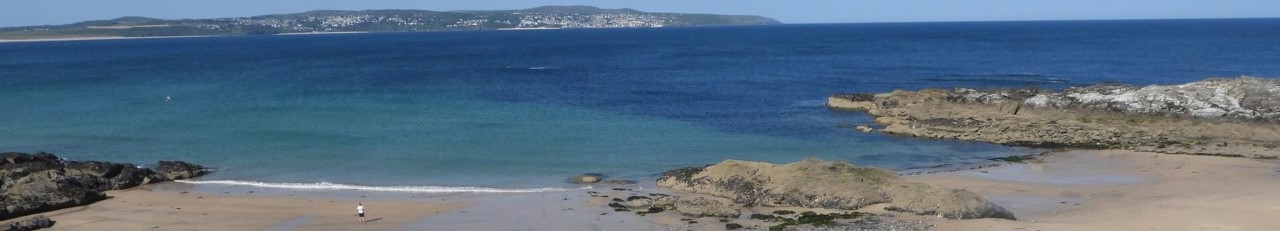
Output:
[
  {"xmin": 62, "ymin": 161, "xmax": 156, "ymax": 191},
  {"xmin": 0, "ymin": 152, "xmax": 208, "ymax": 220},
  {"xmin": 657, "ymin": 159, "xmax": 1014, "ymax": 220},
  {"xmin": 622, "ymin": 196, "xmax": 653, "ymax": 209},
  {"xmin": 568, "ymin": 173, "xmax": 603, "ymax": 184},
  {"xmin": 5, "ymin": 215, "xmax": 55, "ymax": 231},
  {"xmin": 152, "ymin": 161, "xmax": 206, "ymax": 181},
  {"xmin": 1, "ymin": 170, "xmax": 107, "ymax": 220}
]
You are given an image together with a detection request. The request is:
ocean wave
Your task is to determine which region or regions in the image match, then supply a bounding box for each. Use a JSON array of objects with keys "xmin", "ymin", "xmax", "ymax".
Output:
[
  {"xmin": 790, "ymin": 100, "xmax": 828, "ymax": 108},
  {"xmin": 501, "ymin": 65, "xmax": 561, "ymax": 70},
  {"xmin": 174, "ymin": 180, "xmax": 584, "ymax": 193}
]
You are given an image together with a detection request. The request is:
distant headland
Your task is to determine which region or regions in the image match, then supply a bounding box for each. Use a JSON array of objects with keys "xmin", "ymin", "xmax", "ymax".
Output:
[{"xmin": 0, "ymin": 6, "xmax": 781, "ymax": 41}]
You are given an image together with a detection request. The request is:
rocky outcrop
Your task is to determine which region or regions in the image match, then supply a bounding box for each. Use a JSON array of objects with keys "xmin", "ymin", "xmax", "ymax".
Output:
[
  {"xmin": 153, "ymin": 161, "xmax": 205, "ymax": 181},
  {"xmin": 1025, "ymin": 77, "xmax": 1280, "ymax": 119},
  {"xmin": 1, "ymin": 152, "xmax": 208, "ymax": 221},
  {"xmin": 5, "ymin": 215, "xmax": 54, "ymax": 231},
  {"xmin": 653, "ymin": 196, "xmax": 741, "ymax": 218},
  {"xmin": 828, "ymin": 77, "xmax": 1280, "ymax": 158},
  {"xmin": 657, "ymin": 159, "xmax": 1014, "ymax": 220}
]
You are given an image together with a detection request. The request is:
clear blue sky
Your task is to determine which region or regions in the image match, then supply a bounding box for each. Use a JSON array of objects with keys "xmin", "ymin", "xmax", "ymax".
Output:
[{"xmin": 3, "ymin": 0, "xmax": 1278, "ymax": 27}]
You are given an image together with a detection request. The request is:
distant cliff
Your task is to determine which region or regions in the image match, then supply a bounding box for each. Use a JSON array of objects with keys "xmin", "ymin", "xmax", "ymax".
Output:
[{"xmin": 0, "ymin": 6, "xmax": 781, "ymax": 40}]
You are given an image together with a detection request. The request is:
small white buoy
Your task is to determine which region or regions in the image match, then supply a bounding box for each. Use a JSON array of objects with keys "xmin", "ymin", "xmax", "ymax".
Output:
[{"xmin": 165, "ymin": 95, "xmax": 172, "ymax": 102}]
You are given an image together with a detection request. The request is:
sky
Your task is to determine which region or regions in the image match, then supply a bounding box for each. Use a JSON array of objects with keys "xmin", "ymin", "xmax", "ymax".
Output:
[{"xmin": 2, "ymin": 0, "xmax": 1279, "ymax": 27}]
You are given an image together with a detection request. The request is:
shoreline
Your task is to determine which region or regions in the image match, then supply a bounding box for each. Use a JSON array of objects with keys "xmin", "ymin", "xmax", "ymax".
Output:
[
  {"xmin": 13, "ymin": 183, "xmax": 473, "ymax": 231},
  {"xmin": 0, "ymin": 35, "xmax": 219, "ymax": 43},
  {"xmin": 12, "ymin": 149, "xmax": 1278, "ymax": 230}
]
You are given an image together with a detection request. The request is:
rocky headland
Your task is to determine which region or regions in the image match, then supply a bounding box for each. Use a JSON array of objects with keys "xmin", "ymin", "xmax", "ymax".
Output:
[
  {"xmin": 828, "ymin": 76, "xmax": 1280, "ymax": 158},
  {"xmin": 1, "ymin": 152, "xmax": 207, "ymax": 222}
]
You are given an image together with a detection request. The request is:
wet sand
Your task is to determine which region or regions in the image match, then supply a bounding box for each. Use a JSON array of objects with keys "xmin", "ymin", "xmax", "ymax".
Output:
[{"xmin": 911, "ymin": 150, "xmax": 1280, "ymax": 231}]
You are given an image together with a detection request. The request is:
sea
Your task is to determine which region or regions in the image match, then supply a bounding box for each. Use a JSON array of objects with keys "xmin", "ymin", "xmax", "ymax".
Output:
[{"xmin": 2, "ymin": 18, "xmax": 1278, "ymax": 193}]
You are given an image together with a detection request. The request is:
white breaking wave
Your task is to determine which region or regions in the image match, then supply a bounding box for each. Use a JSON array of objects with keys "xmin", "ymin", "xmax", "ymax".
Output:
[{"xmin": 175, "ymin": 180, "xmax": 584, "ymax": 193}]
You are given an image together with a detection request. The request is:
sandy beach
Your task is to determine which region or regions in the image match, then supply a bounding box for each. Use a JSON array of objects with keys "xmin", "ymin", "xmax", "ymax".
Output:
[
  {"xmin": 7, "ymin": 150, "xmax": 1278, "ymax": 231},
  {"xmin": 12, "ymin": 186, "xmax": 469, "ymax": 231},
  {"xmin": 912, "ymin": 150, "xmax": 1280, "ymax": 231}
]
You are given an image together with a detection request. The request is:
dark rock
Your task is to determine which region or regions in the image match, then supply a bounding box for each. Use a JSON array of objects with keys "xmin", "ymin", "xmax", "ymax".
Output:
[
  {"xmin": 623, "ymin": 196, "xmax": 654, "ymax": 209},
  {"xmin": 725, "ymin": 223, "xmax": 744, "ymax": 230},
  {"xmin": 0, "ymin": 152, "xmax": 208, "ymax": 220},
  {"xmin": 152, "ymin": 161, "xmax": 206, "ymax": 181},
  {"xmin": 750, "ymin": 214, "xmax": 784, "ymax": 222},
  {"xmin": 771, "ymin": 210, "xmax": 796, "ymax": 215},
  {"xmin": 644, "ymin": 207, "xmax": 665, "ymax": 214},
  {"xmin": 5, "ymin": 215, "xmax": 55, "ymax": 231},
  {"xmin": 657, "ymin": 167, "xmax": 703, "ymax": 187}
]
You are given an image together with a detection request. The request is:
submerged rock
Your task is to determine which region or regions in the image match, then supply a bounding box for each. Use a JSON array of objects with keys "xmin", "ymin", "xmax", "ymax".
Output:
[
  {"xmin": 568, "ymin": 173, "xmax": 603, "ymax": 184},
  {"xmin": 657, "ymin": 159, "xmax": 1014, "ymax": 220},
  {"xmin": 854, "ymin": 125, "xmax": 873, "ymax": 133},
  {"xmin": 0, "ymin": 152, "xmax": 208, "ymax": 220}
]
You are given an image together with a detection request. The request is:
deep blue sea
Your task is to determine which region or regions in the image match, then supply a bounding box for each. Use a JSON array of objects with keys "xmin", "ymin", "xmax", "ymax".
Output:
[{"xmin": 3, "ymin": 19, "xmax": 1279, "ymax": 192}]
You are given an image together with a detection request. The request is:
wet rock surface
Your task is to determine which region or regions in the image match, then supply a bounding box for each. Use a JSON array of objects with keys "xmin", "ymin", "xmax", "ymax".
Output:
[
  {"xmin": 595, "ymin": 188, "xmax": 935, "ymax": 231},
  {"xmin": 1, "ymin": 152, "xmax": 208, "ymax": 221},
  {"xmin": 828, "ymin": 77, "xmax": 1280, "ymax": 158},
  {"xmin": 657, "ymin": 159, "xmax": 1014, "ymax": 220}
]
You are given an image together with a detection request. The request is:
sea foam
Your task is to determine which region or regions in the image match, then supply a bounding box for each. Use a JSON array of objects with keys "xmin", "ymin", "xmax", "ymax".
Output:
[{"xmin": 175, "ymin": 180, "xmax": 584, "ymax": 193}]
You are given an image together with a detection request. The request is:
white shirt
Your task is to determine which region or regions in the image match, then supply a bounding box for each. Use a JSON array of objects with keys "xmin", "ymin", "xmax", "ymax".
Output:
[{"xmin": 357, "ymin": 205, "xmax": 365, "ymax": 213}]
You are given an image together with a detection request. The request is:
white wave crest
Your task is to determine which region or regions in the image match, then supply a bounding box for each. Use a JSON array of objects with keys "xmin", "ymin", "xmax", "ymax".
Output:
[{"xmin": 174, "ymin": 180, "xmax": 582, "ymax": 193}]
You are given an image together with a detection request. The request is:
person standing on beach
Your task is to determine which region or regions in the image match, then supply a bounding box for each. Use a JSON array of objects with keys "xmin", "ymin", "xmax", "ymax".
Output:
[{"xmin": 356, "ymin": 203, "xmax": 365, "ymax": 223}]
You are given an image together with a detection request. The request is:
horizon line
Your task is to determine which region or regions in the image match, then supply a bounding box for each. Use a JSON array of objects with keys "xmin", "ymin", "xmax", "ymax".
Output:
[{"xmin": 3, "ymin": 11, "xmax": 1279, "ymax": 28}]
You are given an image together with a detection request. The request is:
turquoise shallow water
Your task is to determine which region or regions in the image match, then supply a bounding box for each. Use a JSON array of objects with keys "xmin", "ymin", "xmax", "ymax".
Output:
[{"xmin": 2, "ymin": 19, "xmax": 1278, "ymax": 191}]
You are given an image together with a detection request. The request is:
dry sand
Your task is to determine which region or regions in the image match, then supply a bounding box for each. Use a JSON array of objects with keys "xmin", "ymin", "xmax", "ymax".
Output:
[
  {"xmin": 910, "ymin": 150, "xmax": 1280, "ymax": 231},
  {"xmin": 12, "ymin": 184, "xmax": 469, "ymax": 231}
]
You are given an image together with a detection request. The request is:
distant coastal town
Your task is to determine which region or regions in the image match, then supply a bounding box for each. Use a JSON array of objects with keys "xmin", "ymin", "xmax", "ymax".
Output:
[{"xmin": 0, "ymin": 6, "xmax": 780, "ymax": 40}]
